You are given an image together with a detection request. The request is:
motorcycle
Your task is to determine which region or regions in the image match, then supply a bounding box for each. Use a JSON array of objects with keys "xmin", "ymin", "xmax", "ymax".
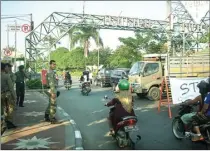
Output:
[
  {"xmin": 172, "ymin": 101, "xmax": 210, "ymax": 148},
  {"xmin": 104, "ymin": 96, "xmax": 141, "ymax": 149},
  {"xmin": 81, "ymin": 82, "xmax": 91, "ymax": 96},
  {"xmin": 64, "ymin": 80, "xmax": 71, "ymax": 90}
]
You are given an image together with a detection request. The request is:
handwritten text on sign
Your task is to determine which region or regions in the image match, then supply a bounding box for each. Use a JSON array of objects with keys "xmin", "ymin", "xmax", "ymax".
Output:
[{"xmin": 169, "ymin": 77, "xmax": 207, "ymax": 104}]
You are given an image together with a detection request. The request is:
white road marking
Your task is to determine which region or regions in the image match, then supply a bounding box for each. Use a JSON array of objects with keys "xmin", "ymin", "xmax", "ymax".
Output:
[
  {"xmin": 75, "ymin": 130, "xmax": 82, "ymax": 138},
  {"xmin": 70, "ymin": 119, "xmax": 76, "ymax": 125},
  {"xmin": 63, "ymin": 112, "xmax": 69, "ymax": 117}
]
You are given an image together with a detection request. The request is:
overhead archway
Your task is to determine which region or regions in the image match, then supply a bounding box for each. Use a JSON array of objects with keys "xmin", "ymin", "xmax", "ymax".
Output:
[{"xmin": 25, "ymin": 1, "xmax": 209, "ymax": 72}]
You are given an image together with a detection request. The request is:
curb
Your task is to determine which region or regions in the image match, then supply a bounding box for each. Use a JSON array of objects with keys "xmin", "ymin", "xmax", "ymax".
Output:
[{"xmin": 38, "ymin": 91, "xmax": 84, "ymax": 150}]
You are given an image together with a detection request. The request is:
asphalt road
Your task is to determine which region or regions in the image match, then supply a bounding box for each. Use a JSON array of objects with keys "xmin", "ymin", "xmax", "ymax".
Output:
[{"xmin": 57, "ymin": 79, "xmax": 207, "ymax": 150}]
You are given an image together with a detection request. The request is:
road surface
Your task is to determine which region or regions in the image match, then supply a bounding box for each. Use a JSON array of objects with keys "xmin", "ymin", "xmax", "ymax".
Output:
[{"xmin": 57, "ymin": 79, "xmax": 207, "ymax": 150}]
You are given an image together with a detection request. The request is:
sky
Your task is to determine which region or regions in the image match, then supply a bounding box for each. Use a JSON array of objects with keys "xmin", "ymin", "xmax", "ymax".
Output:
[{"xmin": 1, "ymin": 1, "xmax": 209, "ymax": 56}]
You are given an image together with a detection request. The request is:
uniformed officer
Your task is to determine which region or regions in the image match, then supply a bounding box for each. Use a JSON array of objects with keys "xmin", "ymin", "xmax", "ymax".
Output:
[
  {"xmin": 1, "ymin": 62, "xmax": 17, "ymax": 130},
  {"xmin": 5, "ymin": 63, "xmax": 16, "ymax": 86},
  {"xmin": 15, "ymin": 65, "xmax": 27, "ymax": 107},
  {"xmin": 45, "ymin": 60, "xmax": 59, "ymax": 124}
]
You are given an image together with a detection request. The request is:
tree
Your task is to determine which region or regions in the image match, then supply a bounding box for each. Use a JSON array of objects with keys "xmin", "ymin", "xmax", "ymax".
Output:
[
  {"xmin": 199, "ymin": 32, "xmax": 210, "ymax": 43},
  {"xmin": 68, "ymin": 25, "xmax": 103, "ymax": 57},
  {"xmin": 43, "ymin": 35, "xmax": 57, "ymax": 49},
  {"xmin": 50, "ymin": 47, "xmax": 69, "ymax": 70},
  {"xmin": 109, "ymin": 45, "xmax": 142, "ymax": 68},
  {"xmin": 119, "ymin": 31, "xmax": 168, "ymax": 54}
]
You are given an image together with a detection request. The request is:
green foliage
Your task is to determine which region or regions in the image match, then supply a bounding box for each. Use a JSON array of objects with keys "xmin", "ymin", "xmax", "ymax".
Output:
[
  {"xmin": 199, "ymin": 32, "xmax": 210, "ymax": 43},
  {"xmin": 68, "ymin": 24, "xmax": 103, "ymax": 57}
]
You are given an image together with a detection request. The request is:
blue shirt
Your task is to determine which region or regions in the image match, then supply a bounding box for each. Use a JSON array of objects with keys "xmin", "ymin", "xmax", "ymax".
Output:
[{"xmin": 204, "ymin": 93, "xmax": 210, "ymax": 116}]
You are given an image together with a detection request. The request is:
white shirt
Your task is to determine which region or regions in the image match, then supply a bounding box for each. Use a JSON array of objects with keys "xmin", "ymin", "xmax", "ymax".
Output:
[{"xmin": 89, "ymin": 73, "xmax": 93, "ymax": 79}]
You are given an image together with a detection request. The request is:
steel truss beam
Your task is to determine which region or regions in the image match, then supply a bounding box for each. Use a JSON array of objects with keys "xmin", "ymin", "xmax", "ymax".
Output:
[{"xmin": 25, "ymin": 1, "xmax": 209, "ymax": 72}]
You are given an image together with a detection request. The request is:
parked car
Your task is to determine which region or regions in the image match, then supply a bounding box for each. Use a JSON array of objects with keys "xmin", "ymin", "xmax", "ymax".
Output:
[
  {"xmin": 94, "ymin": 68, "xmax": 113, "ymax": 87},
  {"xmin": 110, "ymin": 68, "xmax": 130, "ymax": 86}
]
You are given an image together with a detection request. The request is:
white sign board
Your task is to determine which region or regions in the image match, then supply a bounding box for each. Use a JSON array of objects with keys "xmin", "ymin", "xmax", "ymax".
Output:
[
  {"xmin": 170, "ymin": 77, "xmax": 208, "ymax": 104},
  {"xmin": 8, "ymin": 25, "xmax": 21, "ymax": 32}
]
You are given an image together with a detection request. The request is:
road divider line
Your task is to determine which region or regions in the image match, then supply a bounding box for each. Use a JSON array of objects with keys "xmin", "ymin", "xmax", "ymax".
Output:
[
  {"xmin": 63, "ymin": 112, "xmax": 69, "ymax": 117},
  {"xmin": 75, "ymin": 130, "xmax": 82, "ymax": 139},
  {"xmin": 70, "ymin": 119, "xmax": 76, "ymax": 125}
]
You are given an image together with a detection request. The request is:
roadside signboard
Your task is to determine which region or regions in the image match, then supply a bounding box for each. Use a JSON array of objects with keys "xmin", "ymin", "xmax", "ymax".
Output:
[
  {"xmin": 21, "ymin": 24, "xmax": 31, "ymax": 33},
  {"xmin": 4, "ymin": 48, "xmax": 12, "ymax": 56},
  {"xmin": 8, "ymin": 25, "xmax": 21, "ymax": 32},
  {"xmin": 170, "ymin": 77, "xmax": 208, "ymax": 104}
]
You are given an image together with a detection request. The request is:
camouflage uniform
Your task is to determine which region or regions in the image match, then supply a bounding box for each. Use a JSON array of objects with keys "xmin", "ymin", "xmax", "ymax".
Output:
[
  {"xmin": 1, "ymin": 72, "xmax": 16, "ymax": 127},
  {"xmin": 45, "ymin": 69, "xmax": 57, "ymax": 120},
  {"xmin": 9, "ymin": 72, "xmax": 16, "ymax": 86}
]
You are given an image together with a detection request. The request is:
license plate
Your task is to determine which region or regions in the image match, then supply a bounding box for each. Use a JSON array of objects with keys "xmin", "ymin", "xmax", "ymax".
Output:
[{"xmin": 124, "ymin": 125, "xmax": 138, "ymax": 132}]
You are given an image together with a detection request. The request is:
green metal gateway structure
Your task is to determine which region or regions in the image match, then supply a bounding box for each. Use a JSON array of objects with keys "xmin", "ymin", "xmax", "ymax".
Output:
[{"xmin": 25, "ymin": 1, "xmax": 210, "ymax": 72}]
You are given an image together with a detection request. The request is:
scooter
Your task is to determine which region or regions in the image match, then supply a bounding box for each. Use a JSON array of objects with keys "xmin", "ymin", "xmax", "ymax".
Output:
[
  {"xmin": 104, "ymin": 96, "xmax": 141, "ymax": 149},
  {"xmin": 65, "ymin": 80, "xmax": 71, "ymax": 90},
  {"xmin": 81, "ymin": 82, "xmax": 91, "ymax": 96}
]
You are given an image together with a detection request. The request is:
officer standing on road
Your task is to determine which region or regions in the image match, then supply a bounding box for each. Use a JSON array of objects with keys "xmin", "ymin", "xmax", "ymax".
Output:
[
  {"xmin": 15, "ymin": 65, "xmax": 28, "ymax": 107},
  {"xmin": 1, "ymin": 62, "xmax": 17, "ymax": 130},
  {"xmin": 5, "ymin": 63, "xmax": 16, "ymax": 86},
  {"xmin": 44, "ymin": 60, "xmax": 59, "ymax": 124}
]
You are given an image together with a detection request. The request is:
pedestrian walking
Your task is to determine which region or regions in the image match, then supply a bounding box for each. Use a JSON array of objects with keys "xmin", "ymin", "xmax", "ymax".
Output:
[
  {"xmin": 15, "ymin": 65, "xmax": 28, "ymax": 107},
  {"xmin": 1, "ymin": 62, "xmax": 17, "ymax": 131},
  {"xmin": 44, "ymin": 60, "xmax": 59, "ymax": 124}
]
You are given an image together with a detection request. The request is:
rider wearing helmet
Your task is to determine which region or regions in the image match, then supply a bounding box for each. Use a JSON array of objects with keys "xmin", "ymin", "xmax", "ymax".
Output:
[
  {"xmin": 190, "ymin": 78, "xmax": 210, "ymax": 141},
  {"xmin": 105, "ymin": 79, "xmax": 135, "ymax": 134},
  {"xmin": 65, "ymin": 71, "xmax": 72, "ymax": 84},
  {"xmin": 181, "ymin": 79, "xmax": 209, "ymax": 127}
]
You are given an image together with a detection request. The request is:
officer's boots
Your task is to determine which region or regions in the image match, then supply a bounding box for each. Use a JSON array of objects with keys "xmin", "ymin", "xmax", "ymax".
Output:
[
  {"xmin": 6, "ymin": 121, "xmax": 17, "ymax": 129},
  {"xmin": 45, "ymin": 114, "xmax": 60, "ymax": 124},
  {"xmin": 44, "ymin": 113, "xmax": 50, "ymax": 122}
]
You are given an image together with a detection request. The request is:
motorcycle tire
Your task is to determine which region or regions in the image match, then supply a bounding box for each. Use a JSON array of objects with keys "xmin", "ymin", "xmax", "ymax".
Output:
[
  {"xmin": 172, "ymin": 118, "xmax": 185, "ymax": 140},
  {"xmin": 205, "ymin": 128, "xmax": 210, "ymax": 144}
]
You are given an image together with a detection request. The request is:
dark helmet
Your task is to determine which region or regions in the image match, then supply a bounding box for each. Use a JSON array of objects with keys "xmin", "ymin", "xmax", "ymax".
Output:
[
  {"xmin": 197, "ymin": 78, "xmax": 210, "ymax": 95},
  {"xmin": 19, "ymin": 65, "xmax": 24, "ymax": 70}
]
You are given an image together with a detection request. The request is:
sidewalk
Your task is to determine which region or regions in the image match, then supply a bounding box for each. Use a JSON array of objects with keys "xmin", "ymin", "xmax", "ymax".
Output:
[{"xmin": 1, "ymin": 91, "xmax": 75, "ymax": 150}]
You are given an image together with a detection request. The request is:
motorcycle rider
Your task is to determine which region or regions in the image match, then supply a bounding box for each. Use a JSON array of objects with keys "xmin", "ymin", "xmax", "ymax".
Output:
[
  {"xmin": 105, "ymin": 79, "xmax": 135, "ymax": 135},
  {"xmin": 180, "ymin": 78, "xmax": 210, "ymax": 126},
  {"xmin": 65, "ymin": 71, "xmax": 72, "ymax": 85},
  {"xmin": 190, "ymin": 78, "xmax": 210, "ymax": 141},
  {"xmin": 114, "ymin": 72, "xmax": 128, "ymax": 92}
]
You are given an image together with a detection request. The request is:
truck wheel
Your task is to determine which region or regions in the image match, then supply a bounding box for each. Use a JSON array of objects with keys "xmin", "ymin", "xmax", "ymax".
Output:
[
  {"xmin": 136, "ymin": 93, "xmax": 146, "ymax": 98},
  {"xmin": 147, "ymin": 87, "xmax": 160, "ymax": 101}
]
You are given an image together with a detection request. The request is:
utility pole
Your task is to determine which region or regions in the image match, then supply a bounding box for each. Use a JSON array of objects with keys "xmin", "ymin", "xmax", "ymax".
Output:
[
  {"xmin": 30, "ymin": 14, "xmax": 35, "ymax": 72},
  {"xmin": 14, "ymin": 20, "xmax": 17, "ymax": 72},
  {"xmin": 98, "ymin": 47, "xmax": 99, "ymax": 70},
  {"xmin": 182, "ymin": 31, "xmax": 185, "ymax": 56},
  {"xmin": 83, "ymin": 1, "xmax": 85, "ymax": 17},
  {"xmin": 166, "ymin": 0, "xmax": 172, "ymax": 76},
  {"xmin": 7, "ymin": 25, "xmax": 10, "ymax": 48}
]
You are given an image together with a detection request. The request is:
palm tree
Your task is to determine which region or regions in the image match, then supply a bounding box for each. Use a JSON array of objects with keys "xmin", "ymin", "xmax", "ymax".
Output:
[
  {"xmin": 43, "ymin": 35, "xmax": 57, "ymax": 49},
  {"xmin": 68, "ymin": 25, "xmax": 103, "ymax": 57}
]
